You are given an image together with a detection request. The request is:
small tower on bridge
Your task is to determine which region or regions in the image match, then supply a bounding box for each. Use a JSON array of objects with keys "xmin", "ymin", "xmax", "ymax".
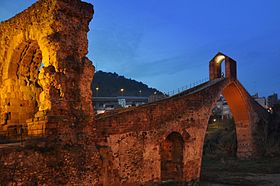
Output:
[{"xmin": 209, "ymin": 52, "xmax": 237, "ymax": 80}]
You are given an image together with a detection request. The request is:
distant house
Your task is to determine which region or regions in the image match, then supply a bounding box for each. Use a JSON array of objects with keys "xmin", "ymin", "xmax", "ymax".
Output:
[
  {"xmin": 252, "ymin": 93, "xmax": 267, "ymax": 108},
  {"xmin": 210, "ymin": 96, "xmax": 232, "ymax": 122},
  {"xmin": 267, "ymin": 93, "xmax": 278, "ymax": 107},
  {"xmin": 93, "ymin": 96, "xmax": 149, "ymax": 114},
  {"xmin": 148, "ymin": 94, "xmax": 166, "ymax": 103}
]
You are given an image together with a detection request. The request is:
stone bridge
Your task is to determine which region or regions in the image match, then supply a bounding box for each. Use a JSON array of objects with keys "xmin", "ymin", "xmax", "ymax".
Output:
[
  {"xmin": 0, "ymin": 0, "xmax": 269, "ymax": 185},
  {"xmin": 94, "ymin": 53, "xmax": 270, "ymax": 185}
]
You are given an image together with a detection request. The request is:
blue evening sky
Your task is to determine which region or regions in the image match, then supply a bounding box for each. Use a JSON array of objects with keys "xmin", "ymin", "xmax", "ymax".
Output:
[{"xmin": 1, "ymin": 0, "xmax": 280, "ymax": 97}]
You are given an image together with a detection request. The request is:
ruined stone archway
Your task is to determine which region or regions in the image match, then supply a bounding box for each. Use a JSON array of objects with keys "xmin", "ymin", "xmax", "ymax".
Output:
[
  {"xmin": 0, "ymin": 40, "xmax": 44, "ymax": 135},
  {"xmin": 161, "ymin": 132, "xmax": 184, "ymax": 182},
  {"xmin": 0, "ymin": 0, "xmax": 95, "ymax": 142}
]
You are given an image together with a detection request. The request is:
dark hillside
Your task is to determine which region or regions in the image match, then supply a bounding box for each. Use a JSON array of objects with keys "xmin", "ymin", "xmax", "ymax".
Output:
[{"xmin": 92, "ymin": 71, "xmax": 163, "ymax": 97}]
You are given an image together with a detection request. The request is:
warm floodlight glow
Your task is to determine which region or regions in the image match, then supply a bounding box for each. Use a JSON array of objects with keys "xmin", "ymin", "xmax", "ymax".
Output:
[{"xmin": 215, "ymin": 55, "xmax": 225, "ymax": 64}]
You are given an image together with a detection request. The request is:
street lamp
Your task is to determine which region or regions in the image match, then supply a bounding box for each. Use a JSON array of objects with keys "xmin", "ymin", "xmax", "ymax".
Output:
[
  {"xmin": 120, "ymin": 88, "xmax": 124, "ymax": 96},
  {"xmin": 139, "ymin": 90, "xmax": 142, "ymax": 96},
  {"xmin": 95, "ymin": 87, "xmax": 99, "ymax": 97}
]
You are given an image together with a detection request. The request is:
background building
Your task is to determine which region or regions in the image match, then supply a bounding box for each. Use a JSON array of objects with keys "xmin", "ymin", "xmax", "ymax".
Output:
[
  {"xmin": 93, "ymin": 96, "xmax": 148, "ymax": 114},
  {"xmin": 267, "ymin": 93, "xmax": 278, "ymax": 107},
  {"xmin": 252, "ymin": 93, "xmax": 267, "ymax": 108}
]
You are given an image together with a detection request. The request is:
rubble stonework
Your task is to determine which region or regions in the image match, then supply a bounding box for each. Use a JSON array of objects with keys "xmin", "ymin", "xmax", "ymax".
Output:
[
  {"xmin": 0, "ymin": 1, "xmax": 270, "ymax": 185},
  {"xmin": 0, "ymin": 0, "xmax": 101, "ymax": 185}
]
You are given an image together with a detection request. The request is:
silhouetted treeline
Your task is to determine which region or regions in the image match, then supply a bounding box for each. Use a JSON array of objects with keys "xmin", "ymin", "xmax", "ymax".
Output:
[{"xmin": 92, "ymin": 71, "xmax": 163, "ymax": 97}]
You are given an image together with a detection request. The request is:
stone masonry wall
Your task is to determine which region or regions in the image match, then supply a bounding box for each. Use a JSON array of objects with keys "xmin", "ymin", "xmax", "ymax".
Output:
[
  {"xmin": 95, "ymin": 80, "xmax": 228, "ymax": 185},
  {"xmin": 0, "ymin": 0, "xmax": 102, "ymax": 185}
]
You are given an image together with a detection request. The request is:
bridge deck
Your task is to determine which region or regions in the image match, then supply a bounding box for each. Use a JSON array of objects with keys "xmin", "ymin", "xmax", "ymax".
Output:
[{"xmin": 96, "ymin": 78, "xmax": 226, "ymax": 120}]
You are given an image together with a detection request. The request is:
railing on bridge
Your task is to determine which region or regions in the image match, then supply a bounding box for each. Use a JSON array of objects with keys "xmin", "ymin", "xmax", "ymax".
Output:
[
  {"xmin": 164, "ymin": 77, "xmax": 209, "ymax": 97},
  {"xmin": 0, "ymin": 125, "xmax": 45, "ymax": 144}
]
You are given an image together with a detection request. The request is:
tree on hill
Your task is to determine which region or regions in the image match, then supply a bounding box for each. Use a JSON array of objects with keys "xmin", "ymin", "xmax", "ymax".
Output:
[{"xmin": 92, "ymin": 71, "xmax": 163, "ymax": 97}]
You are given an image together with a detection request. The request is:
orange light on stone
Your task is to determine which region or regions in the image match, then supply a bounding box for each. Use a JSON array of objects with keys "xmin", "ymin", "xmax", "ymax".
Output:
[{"xmin": 215, "ymin": 54, "xmax": 225, "ymax": 64}]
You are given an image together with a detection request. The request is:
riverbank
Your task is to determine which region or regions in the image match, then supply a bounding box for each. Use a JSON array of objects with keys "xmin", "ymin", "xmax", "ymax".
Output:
[{"xmin": 200, "ymin": 157, "xmax": 280, "ymax": 185}]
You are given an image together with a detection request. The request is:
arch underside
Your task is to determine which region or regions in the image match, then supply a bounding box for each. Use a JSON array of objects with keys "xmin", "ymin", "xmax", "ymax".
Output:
[
  {"xmin": 221, "ymin": 81, "xmax": 255, "ymax": 158},
  {"xmin": 0, "ymin": 40, "xmax": 43, "ymax": 135}
]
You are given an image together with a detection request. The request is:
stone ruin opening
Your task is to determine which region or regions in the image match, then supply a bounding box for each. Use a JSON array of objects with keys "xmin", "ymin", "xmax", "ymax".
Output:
[
  {"xmin": 0, "ymin": 40, "xmax": 43, "ymax": 138},
  {"xmin": 160, "ymin": 132, "xmax": 184, "ymax": 182}
]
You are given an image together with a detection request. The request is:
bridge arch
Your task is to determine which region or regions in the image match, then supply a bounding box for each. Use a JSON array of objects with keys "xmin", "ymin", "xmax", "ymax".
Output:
[
  {"xmin": 222, "ymin": 81, "xmax": 254, "ymax": 157},
  {"xmin": 206, "ymin": 80, "xmax": 256, "ymax": 158},
  {"xmin": 160, "ymin": 131, "xmax": 184, "ymax": 182}
]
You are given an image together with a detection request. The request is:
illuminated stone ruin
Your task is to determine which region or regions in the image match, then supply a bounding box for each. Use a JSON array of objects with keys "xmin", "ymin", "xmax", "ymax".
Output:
[{"xmin": 0, "ymin": 0, "xmax": 94, "ymax": 142}]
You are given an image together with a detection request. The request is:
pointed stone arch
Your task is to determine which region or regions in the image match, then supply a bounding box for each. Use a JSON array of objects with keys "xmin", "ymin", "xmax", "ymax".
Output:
[
  {"xmin": 221, "ymin": 81, "xmax": 257, "ymax": 157},
  {"xmin": 207, "ymin": 53, "xmax": 256, "ymax": 158}
]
